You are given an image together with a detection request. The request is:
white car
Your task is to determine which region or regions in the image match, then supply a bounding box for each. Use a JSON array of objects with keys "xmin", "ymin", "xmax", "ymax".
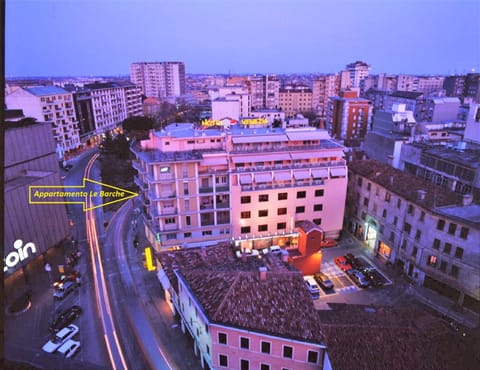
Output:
[
  {"xmin": 304, "ymin": 277, "xmax": 321, "ymax": 299},
  {"xmin": 57, "ymin": 339, "xmax": 81, "ymax": 358},
  {"xmin": 42, "ymin": 324, "xmax": 79, "ymax": 353}
]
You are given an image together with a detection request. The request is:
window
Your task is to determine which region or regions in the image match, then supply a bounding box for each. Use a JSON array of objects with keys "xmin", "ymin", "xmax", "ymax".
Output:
[
  {"xmin": 313, "ymin": 204, "xmax": 323, "ymax": 211},
  {"xmin": 420, "ymin": 211, "xmax": 425, "ymax": 222},
  {"xmin": 451, "ymin": 265, "xmax": 459, "ymax": 278},
  {"xmin": 297, "ymin": 191, "xmax": 306, "ymax": 199},
  {"xmin": 241, "ymin": 211, "xmax": 251, "ymax": 219},
  {"xmin": 408, "ymin": 204, "xmax": 414, "ymax": 214},
  {"xmin": 258, "ymin": 210, "xmax": 268, "ymax": 217},
  {"xmin": 278, "ymin": 192, "xmax": 288, "ymax": 200},
  {"xmin": 433, "ymin": 239, "xmax": 440, "ymax": 249},
  {"xmin": 241, "ymin": 226, "xmax": 251, "ymax": 234},
  {"xmin": 363, "ymin": 197, "xmax": 369, "ymax": 207},
  {"xmin": 401, "ymin": 239, "xmax": 407, "ymax": 250},
  {"xmin": 367, "ymin": 182, "xmax": 371, "ymax": 191},
  {"xmin": 277, "ymin": 207, "xmax": 287, "ymax": 215},
  {"xmin": 240, "ymin": 337, "xmax": 249, "ymax": 350},
  {"xmin": 437, "ymin": 219, "xmax": 445, "ymax": 231},
  {"xmin": 393, "ymin": 216, "xmax": 398, "ymax": 226},
  {"xmin": 427, "ymin": 255, "xmax": 437, "ymax": 267},
  {"xmin": 259, "ymin": 194, "xmax": 269, "ymax": 202},
  {"xmin": 218, "ymin": 332, "xmax": 227, "ymax": 345},
  {"xmin": 283, "ymin": 345, "xmax": 293, "ymax": 359},
  {"xmin": 357, "ymin": 178, "xmax": 363, "ymax": 187},
  {"xmin": 241, "ymin": 196, "xmax": 251, "ymax": 204},
  {"xmin": 382, "ymin": 209, "xmax": 387, "ymax": 218},
  {"xmin": 455, "ymin": 247, "xmax": 464, "ymax": 259},
  {"xmin": 315, "ymin": 189, "xmax": 324, "ymax": 197},
  {"xmin": 307, "ymin": 350, "xmax": 319, "ymax": 364},
  {"xmin": 443, "ymin": 243, "xmax": 452, "ymax": 254},
  {"xmin": 202, "ymin": 230, "xmax": 212, "ymax": 236},
  {"xmin": 296, "ymin": 206, "xmax": 305, "ymax": 213},
  {"xmin": 261, "ymin": 341, "xmax": 271, "ymax": 354},
  {"xmin": 415, "ymin": 230, "xmax": 421, "ymax": 240},
  {"xmin": 313, "ymin": 218, "xmax": 322, "ymax": 225},
  {"xmin": 385, "ymin": 192, "xmax": 391, "ymax": 202},
  {"xmin": 412, "ymin": 246, "xmax": 418, "ymax": 257},
  {"xmin": 184, "ymin": 232, "xmax": 192, "ymax": 238},
  {"xmin": 240, "ymin": 359, "xmax": 249, "ymax": 370},
  {"xmin": 219, "ymin": 354, "xmax": 228, "ymax": 367},
  {"xmin": 186, "ymin": 216, "xmax": 191, "ymax": 226},
  {"xmin": 397, "ymin": 199, "xmax": 401, "ymax": 209},
  {"xmin": 439, "ymin": 260, "xmax": 447, "ymax": 272},
  {"xmin": 448, "ymin": 223, "xmax": 457, "ymax": 235},
  {"xmin": 166, "ymin": 233, "xmax": 176, "ymax": 240},
  {"xmin": 389, "ymin": 232, "xmax": 394, "ymax": 242},
  {"xmin": 460, "ymin": 226, "xmax": 469, "ymax": 240},
  {"xmin": 277, "ymin": 222, "xmax": 286, "ymax": 230},
  {"xmin": 258, "ymin": 224, "xmax": 268, "ymax": 232},
  {"xmin": 361, "ymin": 211, "xmax": 366, "ymax": 220},
  {"xmin": 404, "ymin": 223, "xmax": 411, "ymax": 234},
  {"xmin": 261, "ymin": 364, "xmax": 270, "ymax": 370}
]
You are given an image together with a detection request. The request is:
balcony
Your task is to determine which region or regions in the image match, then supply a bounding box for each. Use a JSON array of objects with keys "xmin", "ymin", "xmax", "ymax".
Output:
[
  {"xmin": 199, "ymin": 186, "xmax": 214, "ymax": 194},
  {"xmin": 134, "ymin": 176, "xmax": 148, "ymax": 189},
  {"xmin": 215, "ymin": 185, "xmax": 229, "ymax": 192},
  {"xmin": 240, "ymin": 179, "xmax": 325, "ymax": 192},
  {"xmin": 216, "ymin": 201, "xmax": 230, "ymax": 209},
  {"xmin": 148, "ymin": 190, "xmax": 176, "ymax": 200},
  {"xmin": 200, "ymin": 202, "xmax": 214, "ymax": 210},
  {"xmin": 163, "ymin": 224, "xmax": 178, "ymax": 231},
  {"xmin": 132, "ymin": 160, "xmax": 145, "ymax": 174}
]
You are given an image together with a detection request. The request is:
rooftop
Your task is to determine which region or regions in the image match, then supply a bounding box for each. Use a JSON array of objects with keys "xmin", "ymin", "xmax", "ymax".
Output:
[
  {"xmin": 23, "ymin": 86, "xmax": 70, "ymax": 96},
  {"xmin": 319, "ymin": 303, "xmax": 472, "ymax": 370},
  {"xmin": 389, "ymin": 91, "xmax": 424, "ymax": 99},
  {"xmin": 158, "ymin": 244, "xmax": 325, "ymax": 344},
  {"xmin": 349, "ymin": 159, "xmax": 465, "ymax": 209}
]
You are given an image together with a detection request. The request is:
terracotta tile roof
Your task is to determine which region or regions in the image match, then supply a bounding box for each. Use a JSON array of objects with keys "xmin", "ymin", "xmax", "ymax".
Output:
[
  {"xmin": 319, "ymin": 304, "xmax": 469, "ymax": 370},
  {"xmin": 349, "ymin": 159, "xmax": 464, "ymax": 208},
  {"xmin": 297, "ymin": 220, "xmax": 323, "ymax": 234},
  {"xmin": 157, "ymin": 244, "xmax": 325, "ymax": 344}
]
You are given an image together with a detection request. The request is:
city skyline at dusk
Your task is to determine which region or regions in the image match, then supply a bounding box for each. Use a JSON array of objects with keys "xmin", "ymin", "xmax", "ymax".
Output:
[{"xmin": 6, "ymin": 0, "xmax": 480, "ymax": 77}]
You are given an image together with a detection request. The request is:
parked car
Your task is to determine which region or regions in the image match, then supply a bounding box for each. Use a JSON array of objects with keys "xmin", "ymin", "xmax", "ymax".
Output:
[
  {"xmin": 344, "ymin": 253, "xmax": 364, "ymax": 270},
  {"xmin": 42, "ymin": 324, "xmax": 79, "ymax": 353},
  {"xmin": 362, "ymin": 267, "xmax": 384, "ymax": 287},
  {"xmin": 49, "ymin": 306, "xmax": 82, "ymax": 333},
  {"xmin": 348, "ymin": 269, "xmax": 370, "ymax": 288},
  {"xmin": 314, "ymin": 272, "xmax": 334, "ymax": 290},
  {"xmin": 57, "ymin": 339, "xmax": 81, "ymax": 359},
  {"xmin": 335, "ymin": 256, "xmax": 352, "ymax": 271},
  {"xmin": 320, "ymin": 239, "xmax": 338, "ymax": 248},
  {"xmin": 304, "ymin": 277, "xmax": 321, "ymax": 299},
  {"xmin": 53, "ymin": 281, "xmax": 78, "ymax": 300},
  {"xmin": 52, "ymin": 271, "xmax": 81, "ymax": 288}
]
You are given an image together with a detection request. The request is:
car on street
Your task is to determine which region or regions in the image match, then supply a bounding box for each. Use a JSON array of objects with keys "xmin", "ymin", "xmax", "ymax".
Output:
[
  {"xmin": 314, "ymin": 272, "xmax": 334, "ymax": 290},
  {"xmin": 53, "ymin": 281, "xmax": 78, "ymax": 300},
  {"xmin": 335, "ymin": 256, "xmax": 352, "ymax": 271},
  {"xmin": 42, "ymin": 324, "xmax": 79, "ymax": 353},
  {"xmin": 57, "ymin": 339, "xmax": 81, "ymax": 359},
  {"xmin": 347, "ymin": 269, "xmax": 370, "ymax": 288},
  {"xmin": 345, "ymin": 253, "xmax": 364, "ymax": 270},
  {"xmin": 304, "ymin": 277, "xmax": 321, "ymax": 299},
  {"xmin": 320, "ymin": 238, "xmax": 338, "ymax": 248},
  {"xmin": 362, "ymin": 267, "xmax": 384, "ymax": 287},
  {"xmin": 49, "ymin": 306, "xmax": 83, "ymax": 333},
  {"xmin": 52, "ymin": 271, "xmax": 81, "ymax": 288}
]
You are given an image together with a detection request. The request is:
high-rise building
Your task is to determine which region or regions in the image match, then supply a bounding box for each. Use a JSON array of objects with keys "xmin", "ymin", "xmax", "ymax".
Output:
[
  {"xmin": 464, "ymin": 73, "xmax": 480, "ymax": 103},
  {"xmin": 130, "ymin": 62, "xmax": 186, "ymax": 99},
  {"xmin": 5, "ymin": 86, "xmax": 81, "ymax": 158},
  {"xmin": 278, "ymin": 86, "xmax": 313, "ymax": 117},
  {"xmin": 132, "ymin": 122, "xmax": 347, "ymax": 251},
  {"xmin": 346, "ymin": 61, "xmax": 371, "ymax": 89},
  {"xmin": 327, "ymin": 90, "xmax": 372, "ymax": 140},
  {"xmin": 247, "ymin": 75, "xmax": 280, "ymax": 110},
  {"xmin": 312, "ymin": 75, "xmax": 339, "ymax": 116}
]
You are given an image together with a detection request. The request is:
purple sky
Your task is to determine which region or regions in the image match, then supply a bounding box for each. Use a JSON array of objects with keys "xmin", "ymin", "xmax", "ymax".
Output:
[{"xmin": 6, "ymin": 0, "xmax": 480, "ymax": 77}]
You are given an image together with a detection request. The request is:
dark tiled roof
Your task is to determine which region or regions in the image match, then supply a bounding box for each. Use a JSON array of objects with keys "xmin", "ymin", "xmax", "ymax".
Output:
[
  {"xmin": 158, "ymin": 244, "xmax": 325, "ymax": 344},
  {"xmin": 348, "ymin": 159, "xmax": 464, "ymax": 208},
  {"xmin": 319, "ymin": 304, "xmax": 469, "ymax": 370},
  {"xmin": 388, "ymin": 91, "xmax": 424, "ymax": 99}
]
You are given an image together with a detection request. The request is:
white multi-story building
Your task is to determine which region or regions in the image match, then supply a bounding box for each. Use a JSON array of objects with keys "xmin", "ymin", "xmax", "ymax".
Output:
[
  {"xmin": 312, "ymin": 74, "xmax": 339, "ymax": 116},
  {"xmin": 132, "ymin": 123, "xmax": 347, "ymax": 251},
  {"xmin": 346, "ymin": 159, "xmax": 480, "ymax": 320},
  {"xmin": 346, "ymin": 61, "xmax": 371, "ymax": 89},
  {"xmin": 247, "ymin": 75, "xmax": 280, "ymax": 110},
  {"xmin": 118, "ymin": 81, "xmax": 143, "ymax": 117},
  {"xmin": 5, "ymin": 86, "xmax": 81, "ymax": 157},
  {"xmin": 130, "ymin": 61, "xmax": 186, "ymax": 99}
]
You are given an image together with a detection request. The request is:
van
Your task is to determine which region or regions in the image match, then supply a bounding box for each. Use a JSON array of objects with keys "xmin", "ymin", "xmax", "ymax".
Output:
[
  {"xmin": 304, "ymin": 277, "xmax": 321, "ymax": 299},
  {"xmin": 53, "ymin": 281, "xmax": 77, "ymax": 300}
]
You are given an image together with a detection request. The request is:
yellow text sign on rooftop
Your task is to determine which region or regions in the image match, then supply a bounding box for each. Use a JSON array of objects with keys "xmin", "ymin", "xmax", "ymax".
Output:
[{"xmin": 29, "ymin": 178, "xmax": 138, "ymax": 212}]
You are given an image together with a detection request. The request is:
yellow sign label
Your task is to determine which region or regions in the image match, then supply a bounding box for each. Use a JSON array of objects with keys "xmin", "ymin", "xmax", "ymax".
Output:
[
  {"xmin": 29, "ymin": 178, "xmax": 138, "ymax": 212},
  {"xmin": 241, "ymin": 118, "xmax": 268, "ymax": 125},
  {"xmin": 201, "ymin": 119, "xmax": 223, "ymax": 127},
  {"xmin": 145, "ymin": 247, "xmax": 156, "ymax": 271}
]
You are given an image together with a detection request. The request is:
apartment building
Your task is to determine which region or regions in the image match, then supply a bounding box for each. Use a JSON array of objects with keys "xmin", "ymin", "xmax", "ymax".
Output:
[
  {"xmin": 326, "ymin": 90, "xmax": 372, "ymax": 140},
  {"xmin": 118, "ymin": 81, "xmax": 143, "ymax": 117},
  {"xmin": 247, "ymin": 75, "xmax": 280, "ymax": 110},
  {"xmin": 396, "ymin": 75, "xmax": 445, "ymax": 95},
  {"xmin": 5, "ymin": 86, "xmax": 81, "ymax": 158},
  {"xmin": 312, "ymin": 75, "xmax": 339, "ymax": 116},
  {"xmin": 157, "ymin": 244, "xmax": 330, "ymax": 370},
  {"xmin": 346, "ymin": 159, "xmax": 479, "ymax": 315},
  {"xmin": 278, "ymin": 86, "xmax": 313, "ymax": 117},
  {"xmin": 346, "ymin": 61, "xmax": 370, "ymax": 89},
  {"xmin": 130, "ymin": 61, "xmax": 186, "ymax": 99},
  {"xmin": 131, "ymin": 122, "xmax": 347, "ymax": 251},
  {"xmin": 4, "ymin": 121, "xmax": 70, "ymax": 299}
]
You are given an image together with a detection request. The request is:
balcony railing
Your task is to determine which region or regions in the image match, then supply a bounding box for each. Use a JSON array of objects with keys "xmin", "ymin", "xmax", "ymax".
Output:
[
  {"xmin": 240, "ymin": 179, "xmax": 324, "ymax": 192},
  {"xmin": 231, "ymin": 160, "xmax": 345, "ymax": 174},
  {"xmin": 148, "ymin": 190, "xmax": 176, "ymax": 200}
]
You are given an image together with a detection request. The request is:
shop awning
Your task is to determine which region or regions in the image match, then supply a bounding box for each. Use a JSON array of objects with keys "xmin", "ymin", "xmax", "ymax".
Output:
[
  {"xmin": 201, "ymin": 156, "xmax": 228, "ymax": 166},
  {"xmin": 239, "ymin": 174, "xmax": 253, "ymax": 184},
  {"xmin": 290, "ymin": 152, "xmax": 316, "ymax": 160},
  {"xmin": 330, "ymin": 167, "xmax": 347, "ymax": 177},
  {"xmin": 232, "ymin": 155, "xmax": 258, "ymax": 164},
  {"xmin": 293, "ymin": 170, "xmax": 310, "ymax": 180},
  {"xmin": 274, "ymin": 171, "xmax": 292, "ymax": 181},
  {"xmin": 232, "ymin": 134, "xmax": 288, "ymax": 143},
  {"xmin": 312, "ymin": 168, "xmax": 329, "ymax": 179},
  {"xmin": 255, "ymin": 173, "xmax": 273, "ymax": 183}
]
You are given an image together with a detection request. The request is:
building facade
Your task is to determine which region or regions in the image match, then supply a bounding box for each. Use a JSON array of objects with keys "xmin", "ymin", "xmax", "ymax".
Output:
[
  {"xmin": 247, "ymin": 75, "xmax": 280, "ymax": 110},
  {"xmin": 346, "ymin": 159, "xmax": 480, "ymax": 315},
  {"xmin": 130, "ymin": 61, "xmax": 186, "ymax": 99},
  {"xmin": 131, "ymin": 123, "xmax": 347, "ymax": 251},
  {"xmin": 346, "ymin": 61, "xmax": 370, "ymax": 89},
  {"xmin": 279, "ymin": 87, "xmax": 313, "ymax": 117},
  {"xmin": 312, "ymin": 74, "xmax": 339, "ymax": 117},
  {"xmin": 326, "ymin": 90, "xmax": 372, "ymax": 140},
  {"xmin": 5, "ymin": 86, "xmax": 81, "ymax": 158}
]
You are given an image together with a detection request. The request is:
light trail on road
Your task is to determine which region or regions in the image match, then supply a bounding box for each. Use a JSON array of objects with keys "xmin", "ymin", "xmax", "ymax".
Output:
[{"xmin": 84, "ymin": 153, "xmax": 128, "ymax": 370}]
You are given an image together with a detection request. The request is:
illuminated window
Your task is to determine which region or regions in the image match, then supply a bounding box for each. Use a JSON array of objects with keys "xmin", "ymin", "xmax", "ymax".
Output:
[
  {"xmin": 160, "ymin": 166, "xmax": 170, "ymax": 173},
  {"xmin": 427, "ymin": 255, "xmax": 437, "ymax": 266}
]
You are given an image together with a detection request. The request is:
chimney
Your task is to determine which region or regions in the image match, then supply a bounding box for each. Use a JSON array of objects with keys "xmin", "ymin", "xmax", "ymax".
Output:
[
  {"xmin": 259, "ymin": 266, "xmax": 267, "ymax": 280},
  {"xmin": 417, "ymin": 190, "xmax": 426, "ymax": 201},
  {"xmin": 462, "ymin": 194, "xmax": 473, "ymax": 206}
]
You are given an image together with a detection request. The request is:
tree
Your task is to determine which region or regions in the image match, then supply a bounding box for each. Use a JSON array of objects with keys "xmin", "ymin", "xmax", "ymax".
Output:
[{"xmin": 122, "ymin": 116, "xmax": 154, "ymax": 131}]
